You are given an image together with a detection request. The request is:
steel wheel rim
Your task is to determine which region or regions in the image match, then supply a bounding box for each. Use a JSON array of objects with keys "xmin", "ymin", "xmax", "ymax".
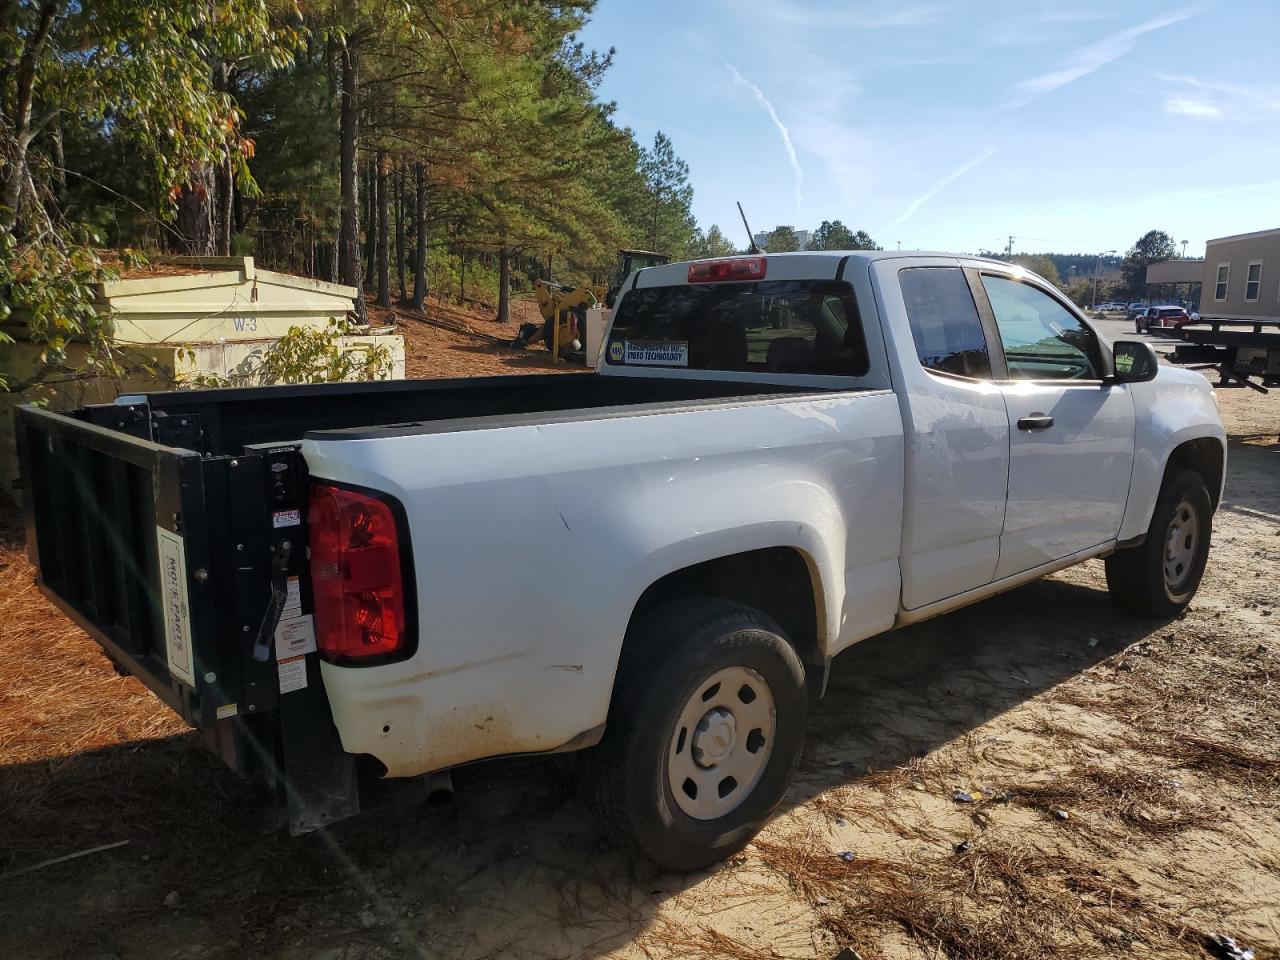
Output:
[
  {"xmin": 1163, "ymin": 498, "xmax": 1199, "ymax": 592},
  {"xmin": 667, "ymin": 665, "xmax": 776, "ymax": 821}
]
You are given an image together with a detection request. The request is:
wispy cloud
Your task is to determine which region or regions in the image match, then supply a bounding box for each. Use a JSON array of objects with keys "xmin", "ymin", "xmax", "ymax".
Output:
[
  {"xmin": 1116, "ymin": 177, "xmax": 1280, "ymax": 213},
  {"xmin": 1157, "ymin": 73, "xmax": 1280, "ymax": 120},
  {"xmin": 763, "ymin": 0, "xmax": 948, "ymax": 29},
  {"xmin": 1163, "ymin": 96, "xmax": 1222, "ymax": 119},
  {"xmin": 891, "ymin": 147, "xmax": 997, "ymax": 228},
  {"xmin": 725, "ymin": 63, "xmax": 804, "ymax": 216},
  {"xmin": 1001, "ymin": 9, "xmax": 1197, "ymax": 109}
]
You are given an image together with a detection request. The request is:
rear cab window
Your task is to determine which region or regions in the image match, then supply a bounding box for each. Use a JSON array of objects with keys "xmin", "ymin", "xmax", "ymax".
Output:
[
  {"xmin": 605, "ymin": 279, "xmax": 869, "ymax": 377},
  {"xmin": 899, "ymin": 267, "xmax": 991, "ymax": 379}
]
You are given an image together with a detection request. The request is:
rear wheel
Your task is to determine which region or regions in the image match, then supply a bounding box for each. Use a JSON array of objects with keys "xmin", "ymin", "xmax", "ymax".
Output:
[
  {"xmin": 584, "ymin": 598, "xmax": 806, "ymax": 871},
  {"xmin": 1106, "ymin": 468, "xmax": 1212, "ymax": 617}
]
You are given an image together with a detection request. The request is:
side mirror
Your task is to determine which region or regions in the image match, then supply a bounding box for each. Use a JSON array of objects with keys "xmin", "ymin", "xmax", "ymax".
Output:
[{"xmin": 1111, "ymin": 340, "xmax": 1159, "ymax": 384}]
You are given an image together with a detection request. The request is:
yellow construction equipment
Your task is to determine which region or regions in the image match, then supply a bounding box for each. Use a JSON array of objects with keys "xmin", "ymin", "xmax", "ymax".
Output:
[{"xmin": 514, "ymin": 249, "xmax": 671, "ymax": 362}]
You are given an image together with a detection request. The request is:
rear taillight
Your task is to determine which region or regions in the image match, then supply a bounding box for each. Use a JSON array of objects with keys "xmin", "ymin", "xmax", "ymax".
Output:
[
  {"xmin": 309, "ymin": 483, "xmax": 407, "ymax": 662},
  {"xmin": 688, "ymin": 256, "xmax": 766, "ymax": 283}
]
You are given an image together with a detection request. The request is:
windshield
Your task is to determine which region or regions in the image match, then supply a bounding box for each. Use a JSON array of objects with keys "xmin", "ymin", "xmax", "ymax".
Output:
[{"xmin": 606, "ymin": 279, "xmax": 869, "ymax": 376}]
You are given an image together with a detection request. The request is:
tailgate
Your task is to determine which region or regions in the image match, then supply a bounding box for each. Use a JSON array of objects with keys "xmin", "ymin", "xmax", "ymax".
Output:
[
  {"xmin": 17, "ymin": 404, "xmax": 221, "ymax": 718},
  {"xmin": 16, "ymin": 404, "xmax": 301, "ymax": 726},
  {"xmin": 16, "ymin": 403, "xmax": 363, "ymax": 832}
]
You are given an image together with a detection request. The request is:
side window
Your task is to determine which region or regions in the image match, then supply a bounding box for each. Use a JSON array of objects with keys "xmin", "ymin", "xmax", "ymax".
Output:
[
  {"xmin": 1215, "ymin": 264, "xmax": 1229, "ymax": 301},
  {"xmin": 980, "ymin": 274, "xmax": 1100, "ymax": 381},
  {"xmin": 899, "ymin": 267, "xmax": 991, "ymax": 379}
]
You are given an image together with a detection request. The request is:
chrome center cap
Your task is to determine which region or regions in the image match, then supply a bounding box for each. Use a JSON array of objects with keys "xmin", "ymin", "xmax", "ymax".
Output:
[{"xmin": 691, "ymin": 708, "xmax": 736, "ymax": 768}]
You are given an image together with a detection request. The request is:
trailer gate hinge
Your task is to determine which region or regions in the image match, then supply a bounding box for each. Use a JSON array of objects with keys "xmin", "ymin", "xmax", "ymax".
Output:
[{"xmin": 252, "ymin": 540, "xmax": 293, "ymax": 662}]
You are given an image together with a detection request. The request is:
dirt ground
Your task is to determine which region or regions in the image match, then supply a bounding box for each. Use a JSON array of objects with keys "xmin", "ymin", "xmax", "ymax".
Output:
[
  {"xmin": 379, "ymin": 296, "xmax": 586, "ymax": 380},
  {"xmin": 0, "ymin": 348, "xmax": 1277, "ymax": 959}
]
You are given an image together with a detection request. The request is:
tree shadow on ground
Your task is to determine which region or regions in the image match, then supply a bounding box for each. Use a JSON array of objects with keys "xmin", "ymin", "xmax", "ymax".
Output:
[{"xmin": 0, "ymin": 571, "xmax": 1175, "ymax": 960}]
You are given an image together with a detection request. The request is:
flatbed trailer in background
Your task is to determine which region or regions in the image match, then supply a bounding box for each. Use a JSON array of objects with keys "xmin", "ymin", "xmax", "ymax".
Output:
[{"xmin": 1151, "ymin": 317, "xmax": 1280, "ymax": 393}]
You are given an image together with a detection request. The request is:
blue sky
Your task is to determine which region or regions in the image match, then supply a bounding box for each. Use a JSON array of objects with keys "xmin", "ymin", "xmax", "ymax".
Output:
[{"xmin": 577, "ymin": 0, "xmax": 1280, "ymax": 257}]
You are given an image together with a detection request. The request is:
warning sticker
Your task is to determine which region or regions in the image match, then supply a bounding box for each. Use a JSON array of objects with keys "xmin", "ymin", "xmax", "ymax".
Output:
[
  {"xmin": 275, "ymin": 614, "xmax": 316, "ymax": 659},
  {"xmin": 623, "ymin": 340, "xmax": 688, "ymax": 366},
  {"xmin": 278, "ymin": 656, "xmax": 308, "ymax": 694},
  {"xmin": 281, "ymin": 576, "xmax": 302, "ymax": 620},
  {"xmin": 273, "ymin": 508, "xmax": 301, "ymax": 529},
  {"xmin": 156, "ymin": 527, "xmax": 196, "ymax": 686},
  {"xmin": 215, "ymin": 703, "xmax": 238, "ymax": 720}
]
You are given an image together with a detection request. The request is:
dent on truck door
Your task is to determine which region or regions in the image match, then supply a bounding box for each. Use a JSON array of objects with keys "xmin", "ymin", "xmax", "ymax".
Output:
[{"xmin": 977, "ymin": 273, "xmax": 1136, "ymax": 577}]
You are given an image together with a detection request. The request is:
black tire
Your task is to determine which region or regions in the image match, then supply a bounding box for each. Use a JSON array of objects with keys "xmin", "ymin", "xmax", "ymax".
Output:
[
  {"xmin": 583, "ymin": 598, "xmax": 806, "ymax": 872},
  {"xmin": 1105, "ymin": 467, "xmax": 1213, "ymax": 617}
]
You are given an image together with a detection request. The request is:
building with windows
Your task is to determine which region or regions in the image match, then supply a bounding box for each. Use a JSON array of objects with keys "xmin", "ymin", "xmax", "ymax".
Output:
[{"xmin": 1199, "ymin": 227, "xmax": 1280, "ymax": 321}]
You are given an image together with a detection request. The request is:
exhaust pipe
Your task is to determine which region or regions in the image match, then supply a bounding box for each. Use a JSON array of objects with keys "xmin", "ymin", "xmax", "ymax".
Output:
[{"xmin": 423, "ymin": 771, "xmax": 455, "ymax": 808}]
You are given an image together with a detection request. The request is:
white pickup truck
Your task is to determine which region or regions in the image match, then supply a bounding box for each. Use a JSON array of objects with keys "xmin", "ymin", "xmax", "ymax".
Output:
[{"xmin": 17, "ymin": 251, "xmax": 1226, "ymax": 870}]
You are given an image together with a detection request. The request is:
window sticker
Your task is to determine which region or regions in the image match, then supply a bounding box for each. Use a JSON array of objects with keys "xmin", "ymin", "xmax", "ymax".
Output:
[
  {"xmin": 608, "ymin": 340, "xmax": 625, "ymax": 363},
  {"xmin": 623, "ymin": 340, "xmax": 689, "ymax": 366}
]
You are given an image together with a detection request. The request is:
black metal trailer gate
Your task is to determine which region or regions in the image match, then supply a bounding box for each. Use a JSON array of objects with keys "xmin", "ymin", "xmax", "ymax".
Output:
[{"xmin": 14, "ymin": 403, "xmax": 358, "ymax": 833}]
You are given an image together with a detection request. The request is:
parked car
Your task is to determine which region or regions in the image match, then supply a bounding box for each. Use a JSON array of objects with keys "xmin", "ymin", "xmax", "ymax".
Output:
[
  {"xmin": 1125, "ymin": 302, "xmax": 1148, "ymax": 322},
  {"xmin": 15, "ymin": 251, "xmax": 1227, "ymax": 871},
  {"xmin": 1136, "ymin": 305, "xmax": 1191, "ymax": 333},
  {"xmin": 1098, "ymin": 301, "xmax": 1126, "ymax": 313}
]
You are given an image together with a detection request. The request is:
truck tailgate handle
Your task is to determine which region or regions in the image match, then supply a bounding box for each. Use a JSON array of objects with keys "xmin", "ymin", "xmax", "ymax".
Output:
[
  {"xmin": 252, "ymin": 539, "xmax": 293, "ymax": 662},
  {"xmin": 1017, "ymin": 414, "xmax": 1054, "ymax": 431}
]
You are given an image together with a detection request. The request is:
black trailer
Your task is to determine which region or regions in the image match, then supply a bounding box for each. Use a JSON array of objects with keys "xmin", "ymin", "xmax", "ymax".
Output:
[{"xmin": 1150, "ymin": 317, "xmax": 1280, "ymax": 392}]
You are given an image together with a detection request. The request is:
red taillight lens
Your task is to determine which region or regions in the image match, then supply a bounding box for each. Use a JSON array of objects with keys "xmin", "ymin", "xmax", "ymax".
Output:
[
  {"xmin": 688, "ymin": 257, "xmax": 767, "ymax": 283},
  {"xmin": 309, "ymin": 483, "xmax": 406, "ymax": 661}
]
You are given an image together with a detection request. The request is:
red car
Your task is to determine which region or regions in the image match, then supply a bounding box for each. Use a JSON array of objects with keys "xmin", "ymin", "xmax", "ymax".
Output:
[{"xmin": 1136, "ymin": 305, "xmax": 1190, "ymax": 333}]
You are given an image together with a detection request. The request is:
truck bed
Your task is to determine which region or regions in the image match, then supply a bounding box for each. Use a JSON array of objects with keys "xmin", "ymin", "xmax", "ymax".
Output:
[
  {"xmin": 88, "ymin": 373, "xmax": 824, "ymax": 456},
  {"xmin": 14, "ymin": 372, "xmax": 842, "ymax": 832}
]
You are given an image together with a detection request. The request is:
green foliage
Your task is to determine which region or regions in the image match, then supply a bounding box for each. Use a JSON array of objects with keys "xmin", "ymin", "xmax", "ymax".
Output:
[
  {"xmin": 763, "ymin": 225, "xmax": 800, "ymax": 253},
  {"xmin": 181, "ymin": 318, "xmax": 393, "ymax": 388},
  {"xmin": 809, "ymin": 220, "xmax": 878, "ymax": 251},
  {"xmin": 1, "ymin": 0, "xmax": 295, "ymax": 397},
  {"xmin": 0, "ymin": 233, "xmax": 150, "ymax": 391},
  {"xmin": 2, "ymin": 0, "xmax": 712, "ymax": 400},
  {"xmin": 691, "ymin": 224, "xmax": 738, "ymax": 259},
  {"xmin": 1013, "ymin": 255, "xmax": 1062, "ymax": 287},
  {"xmin": 1120, "ymin": 230, "xmax": 1177, "ymax": 297}
]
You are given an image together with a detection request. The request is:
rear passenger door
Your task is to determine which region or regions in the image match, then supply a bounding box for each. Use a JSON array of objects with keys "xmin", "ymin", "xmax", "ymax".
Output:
[
  {"xmin": 876, "ymin": 261, "xmax": 1010, "ymax": 610},
  {"xmin": 973, "ymin": 271, "xmax": 1136, "ymax": 578}
]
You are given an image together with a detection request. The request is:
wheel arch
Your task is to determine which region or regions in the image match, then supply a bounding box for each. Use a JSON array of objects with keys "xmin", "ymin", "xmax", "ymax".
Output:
[
  {"xmin": 609, "ymin": 546, "xmax": 828, "ymax": 709},
  {"xmin": 1164, "ymin": 435, "xmax": 1226, "ymax": 510}
]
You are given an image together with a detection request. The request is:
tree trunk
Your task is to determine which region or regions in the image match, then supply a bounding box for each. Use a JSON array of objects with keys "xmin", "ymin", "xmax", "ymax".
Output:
[
  {"xmin": 175, "ymin": 166, "xmax": 216, "ymax": 256},
  {"xmin": 497, "ymin": 247, "xmax": 511, "ymax": 324},
  {"xmin": 337, "ymin": 35, "xmax": 366, "ymax": 323},
  {"xmin": 394, "ymin": 168, "xmax": 406, "ymax": 302},
  {"xmin": 363, "ymin": 158, "xmax": 376, "ymax": 288},
  {"xmin": 215, "ymin": 152, "xmax": 233, "ymax": 256},
  {"xmin": 375, "ymin": 151, "xmax": 391, "ymax": 307},
  {"xmin": 459, "ymin": 253, "xmax": 465, "ymax": 305},
  {"xmin": 410, "ymin": 163, "xmax": 428, "ymax": 311},
  {"xmin": 0, "ymin": 0, "xmax": 57, "ymax": 231}
]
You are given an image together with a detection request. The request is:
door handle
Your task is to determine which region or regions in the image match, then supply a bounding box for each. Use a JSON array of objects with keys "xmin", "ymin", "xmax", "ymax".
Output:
[{"xmin": 1017, "ymin": 413, "xmax": 1054, "ymax": 431}]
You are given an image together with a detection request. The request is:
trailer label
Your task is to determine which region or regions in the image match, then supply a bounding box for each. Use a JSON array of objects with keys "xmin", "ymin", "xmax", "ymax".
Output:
[
  {"xmin": 278, "ymin": 656, "xmax": 308, "ymax": 694},
  {"xmin": 272, "ymin": 509, "xmax": 301, "ymax": 529},
  {"xmin": 156, "ymin": 527, "xmax": 196, "ymax": 686},
  {"xmin": 623, "ymin": 340, "xmax": 688, "ymax": 367},
  {"xmin": 275, "ymin": 614, "xmax": 316, "ymax": 659}
]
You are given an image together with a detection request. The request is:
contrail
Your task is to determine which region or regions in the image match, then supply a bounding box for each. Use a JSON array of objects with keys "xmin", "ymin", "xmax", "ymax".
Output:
[
  {"xmin": 725, "ymin": 62, "xmax": 803, "ymax": 216},
  {"xmin": 892, "ymin": 147, "xmax": 997, "ymax": 227}
]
